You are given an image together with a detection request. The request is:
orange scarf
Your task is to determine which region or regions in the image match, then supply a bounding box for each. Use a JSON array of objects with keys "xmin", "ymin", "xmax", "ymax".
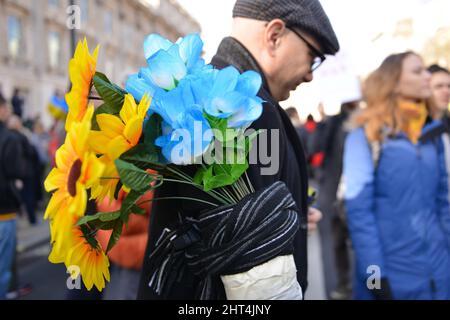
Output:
[{"xmin": 397, "ymin": 99, "xmax": 428, "ymax": 144}]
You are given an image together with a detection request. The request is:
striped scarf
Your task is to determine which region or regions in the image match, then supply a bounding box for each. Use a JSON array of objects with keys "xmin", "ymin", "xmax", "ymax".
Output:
[{"xmin": 147, "ymin": 181, "xmax": 300, "ymax": 300}]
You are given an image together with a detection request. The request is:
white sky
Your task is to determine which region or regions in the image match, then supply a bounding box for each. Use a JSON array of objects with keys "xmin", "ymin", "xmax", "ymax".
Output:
[{"xmin": 177, "ymin": 0, "xmax": 450, "ymax": 119}]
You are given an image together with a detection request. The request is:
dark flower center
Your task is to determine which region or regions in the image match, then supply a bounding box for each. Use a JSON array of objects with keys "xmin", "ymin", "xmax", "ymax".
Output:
[{"xmin": 68, "ymin": 159, "xmax": 82, "ymax": 197}]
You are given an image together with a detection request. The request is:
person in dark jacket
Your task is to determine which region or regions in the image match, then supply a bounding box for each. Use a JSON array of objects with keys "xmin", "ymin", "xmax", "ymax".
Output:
[
  {"xmin": 0, "ymin": 95, "xmax": 26, "ymax": 299},
  {"xmin": 312, "ymin": 100, "xmax": 359, "ymax": 300},
  {"xmin": 285, "ymin": 108, "xmax": 322, "ymax": 179},
  {"xmin": 11, "ymin": 88, "xmax": 24, "ymax": 119},
  {"xmin": 344, "ymin": 52, "xmax": 450, "ymax": 300},
  {"xmin": 137, "ymin": 0, "xmax": 339, "ymax": 300},
  {"xmin": 428, "ymin": 64, "xmax": 450, "ymax": 203},
  {"xmin": 7, "ymin": 115, "xmax": 40, "ymax": 225}
]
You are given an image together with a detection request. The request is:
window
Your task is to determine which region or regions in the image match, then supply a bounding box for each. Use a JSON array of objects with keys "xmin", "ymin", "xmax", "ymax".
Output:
[
  {"xmin": 48, "ymin": 31, "xmax": 61, "ymax": 69},
  {"xmin": 7, "ymin": 15, "xmax": 24, "ymax": 60}
]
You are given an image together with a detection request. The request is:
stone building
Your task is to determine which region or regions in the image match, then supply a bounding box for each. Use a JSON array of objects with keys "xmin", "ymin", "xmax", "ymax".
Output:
[{"xmin": 0, "ymin": 0, "xmax": 200, "ymax": 126}]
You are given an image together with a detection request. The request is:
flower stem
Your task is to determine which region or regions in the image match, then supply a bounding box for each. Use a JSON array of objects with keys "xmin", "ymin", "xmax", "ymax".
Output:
[
  {"xmin": 163, "ymin": 178, "xmax": 230, "ymax": 205},
  {"xmin": 137, "ymin": 196, "xmax": 218, "ymax": 208},
  {"xmin": 220, "ymin": 186, "xmax": 239, "ymax": 204},
  {"xmin": 245, "ymin": 171, "xmax": 255, "ymax": 193},
  {"xmin": 165, "ymin": 166, "xmax": 234, "ymax": 204},
  {"xmin": 88, "ymin": 96, "xmax": 103, "ymax": 101}
]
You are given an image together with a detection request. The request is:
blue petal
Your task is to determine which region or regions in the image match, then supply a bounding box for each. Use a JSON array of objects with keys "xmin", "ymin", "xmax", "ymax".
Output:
[
  {"xmin": 189, "ymin": 59, "xmax": 207, "ymax": 74},
  {"xmin": 178, "ymin": 107, "xmax": 213, "ymax": 158},
  {"xmin": 144, "ymin": 34, "xmax": 173, "ymax": 60},
  {"xmin": 151, "ymin": 82, "xmax": 194, "ymax": 126},
  {"xmin": 157, "ymin": 106, "xmax": 213, "ymax": 165},
  {"xmin": 139, "ymin": 67, "xmax": 158, "ymax": 88},
  {"xmin": 210, "ymin": 66, "xmax": 240, "ymax": 96},
  {"xmin": 125, "ymin": 74, "xmax": 156, "ymax": 102},
  {"xmin": 236, "ymin": 70, "xmax": 262, "ymax": 97},
  {"xmin": 147, "ymin": 50, "xmax": 187, "ymax": 90},
  {"xmin": 227, "ymin": 98, "xmax": 263, "ymax": 128},
  {"xmin": 151, "ymin": 91, "xmax": 178, "ymax": 126},
  {"xmin": 177, "ymin": 33, "xmax": 203, "ymax": 71},
  {"xmin": 167, "ymin": 43, "xmax": 183, "ymax": 64},
  {"xmin": 205, "ymin": 92, "xmax": 246, "ymax": 118},
  {"xmin": 155, "ymin": 133, "xmax": 171, "ymax": 148},
  {"xmin": 190, "ymin": 69, "xmax": 215, "ymax": 106},
  {"xmin": 161, "ymin": 120, "xmax": 173, "ymax": 136}
]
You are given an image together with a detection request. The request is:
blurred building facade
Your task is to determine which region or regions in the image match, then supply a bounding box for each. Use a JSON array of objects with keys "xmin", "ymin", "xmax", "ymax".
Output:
[
  {"xmin": 369, "ymin": 0, "xmax": 450, "ymax": 71},
  {"xmin": 0, "ymin": 0, "xmax": 200, "ymax": 127}
]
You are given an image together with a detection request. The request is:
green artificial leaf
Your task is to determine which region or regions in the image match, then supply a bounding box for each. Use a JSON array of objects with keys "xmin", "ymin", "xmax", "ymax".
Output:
[
  {"xmin": 120, "ymin": 144, "xmax": 166, "ymax": 172},
  {"xmin": 79, "ymin": 224, "xmax": 100, "ymax": 250},
  {"xmin": 203, "ymin": 173, "xmax": 234, "ymax": 191},
  {"xmin": 115, "ymin": 159, "xmax": 159, "ymax": 192},
  {"xmin": 93, "ymin": 72, "xmax": 126, "ymax": 107},
  {"xmin": 193, "ymin": 166, "xmax": 207, "ymax": 185},
  {"xmin": 76, "ymin": 210, "xmax": 121, "ymax": 227},
  {"xmin": 204, "ymin": 112, "xmax": 238, "ymax": 143},
  {"xmin": 114, "ymin": 180, "xmax": 123, "ymax": 200},
  {"xmin": 76, "ymin": 211, "xmax": 121, "ymax": 231},
  {"xmin": 143, "ymin": 113, "xmax": 162, "ymax": 148},
  {"xmin": 91, "ymin": 102, "xmax": 122, "ymax": 130},
  {"xmin": 106, "ymin": 219, "xmax": 124, "ymax": 253},
  {"xmin": 120, "ymin": 189, "xmax": 148, "ymax": 224},
  {"xmin": 130, "ymin": 204, "xmax": 146, "ymax": 215}
]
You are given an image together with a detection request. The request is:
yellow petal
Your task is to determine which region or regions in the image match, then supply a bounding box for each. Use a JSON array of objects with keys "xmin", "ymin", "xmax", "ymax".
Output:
[
  {"xmin": 107, "ymin": 135, "xmax": 131, "ymax": 160},
  {"xmin": 44, "ymin": 168, "xmax": 66, "ymax": 192},
  {"xmin": 67, "ymin": 184, "xmax": 87, "ymax": 216},
  {"xmin": 120, "ymin": 94, "xmax": 137, "ymax": 125},
  {"xmin": 44, "ymin": 191, "xmax": 67, "ymax": 220},
  {"xmin": 97, "ymin": 114, "xmax": 125, "ymax": 139},
  {"xmin": 55, "ymin": 145, "xmax": 73, "ymax": 172},
  {"xmin": 138, "ymin": 94, "xmax": 151, "ymax": 118},
  {"xmin": 49, "ymin": 210, "xmax": 76, "ymax": 261},
  {"xmin": 70, "ymin": 105, "xmax": 94, "ymax": 157},
  {"xmin": 82, "ymin": 153, "xmax": 105, "ymax": 188},
  {"xmin": 89, "ymin": 131, "xmax": 110, "ymax": 155},
  {"xmin": 89, "ymin": 158, "xmax": 118, "ymax": 202},
  {"xmin": 123, "ymin": 117, "xmax": 143, "ymax": 146}
]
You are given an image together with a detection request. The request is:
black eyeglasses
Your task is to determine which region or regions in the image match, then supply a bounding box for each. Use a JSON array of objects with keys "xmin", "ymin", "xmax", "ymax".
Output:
[{"xmin": 288, "ymin": 27, "xmax": 326, "ymax": 72}]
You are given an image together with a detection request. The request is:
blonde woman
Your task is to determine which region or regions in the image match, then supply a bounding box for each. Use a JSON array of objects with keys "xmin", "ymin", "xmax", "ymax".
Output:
[{"xmin": 343, "ymin": 52, "xmax": 450, "ymax": 300}]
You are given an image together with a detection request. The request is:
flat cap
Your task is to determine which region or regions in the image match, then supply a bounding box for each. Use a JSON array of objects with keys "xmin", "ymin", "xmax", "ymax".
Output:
[{"xmin": 233, "ymin": 0, "xmax": 340, "ymax": 55}]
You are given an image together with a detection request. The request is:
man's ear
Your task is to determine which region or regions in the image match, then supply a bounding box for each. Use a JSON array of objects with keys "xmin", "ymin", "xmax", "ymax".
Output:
[{"xmin": 263, "ymin": 19, "xmax": 287, "ymax": 57}]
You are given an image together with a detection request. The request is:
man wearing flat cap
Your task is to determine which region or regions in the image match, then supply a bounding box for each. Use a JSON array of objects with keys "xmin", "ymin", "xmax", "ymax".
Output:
[{"xmin": 138, "ymin": 0, "xmax": 340, "ymax": 300}]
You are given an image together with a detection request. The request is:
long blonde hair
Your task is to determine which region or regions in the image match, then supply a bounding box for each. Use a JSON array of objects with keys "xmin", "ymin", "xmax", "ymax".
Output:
[{"xmin": 352, "ymin": 51, "xmax": 431, "ymax": 142}]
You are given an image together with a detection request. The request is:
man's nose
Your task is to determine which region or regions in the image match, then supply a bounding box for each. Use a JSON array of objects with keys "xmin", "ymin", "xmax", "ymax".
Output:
[{"xmin": 304, "ymin": 71, "xmax": 314, "ymax": 83}]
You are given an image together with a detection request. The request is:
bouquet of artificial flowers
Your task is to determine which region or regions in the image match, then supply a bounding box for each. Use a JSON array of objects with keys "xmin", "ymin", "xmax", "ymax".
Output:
[{"xmin": 44, "ymin": 33, "xmax": 301, "ymax": 300}]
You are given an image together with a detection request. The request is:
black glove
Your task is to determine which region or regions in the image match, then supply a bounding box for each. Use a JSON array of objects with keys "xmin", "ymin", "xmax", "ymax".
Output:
[{"xmin": 371, "ymin": 277, "xmax": 393, "ymax": 300}]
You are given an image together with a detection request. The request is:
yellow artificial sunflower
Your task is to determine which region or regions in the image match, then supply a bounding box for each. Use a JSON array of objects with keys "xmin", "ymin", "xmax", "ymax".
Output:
[
  {"xmin": 65, "ymin": 224, "xmax": 111, "ymax": 291},
  {"xmin": 89, "ymin": 93, "xmax": 151, "ymax": 202},
  {"xmin": 65, "ymin": 38, "xmax": 99, "ymax": 132},
  {"xmin": 48, "ymin": 214, "xmax": 110, "ymax": 291},
  {"xmin": 45, "ymin": 105, "xmax": 104, "ymax": 218},
  {"xmin": 44, "ymin": 105, "xmax": 105, "ymax": 256}
]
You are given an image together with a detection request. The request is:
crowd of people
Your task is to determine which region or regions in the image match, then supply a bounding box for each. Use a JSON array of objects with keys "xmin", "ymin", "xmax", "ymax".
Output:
[{"xmin": 292, "ymin": 55, "xmax": 450, "ymax": 299}]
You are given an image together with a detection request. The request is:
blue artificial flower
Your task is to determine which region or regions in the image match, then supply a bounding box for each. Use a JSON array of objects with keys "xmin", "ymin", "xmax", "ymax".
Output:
[
  {"xmin": 190, "ymin": 66, "xmax": 264, "ymax": 128},
  {"xmin": 152, "ymin": 81, "xmax": 213, "ymax": 165},
  {"xmin": 125, "ymin": 33, "xmax": 206, "ymax": 101}
]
